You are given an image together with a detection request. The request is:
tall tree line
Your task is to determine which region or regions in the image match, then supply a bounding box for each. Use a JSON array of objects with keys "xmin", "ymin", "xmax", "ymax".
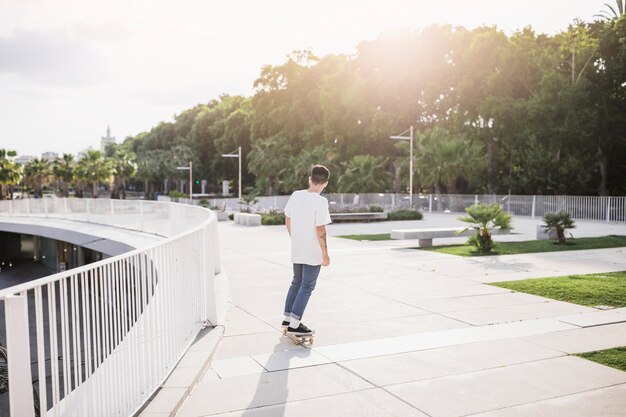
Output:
[
  {"xmin": 124, "ymin": 17, "xmax": 626, "ymax": 197},
  {"xmin": 3, "ymin": 14, "xmax": 625, "ymax": 199}
]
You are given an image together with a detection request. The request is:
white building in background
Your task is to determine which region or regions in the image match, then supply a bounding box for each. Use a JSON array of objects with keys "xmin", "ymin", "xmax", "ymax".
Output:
[
  {"xmin": 15, "ymin": 155, "xmax": 36, "ymax": 165},
  {"xmin": 101, "ymin": 125, "xmax": 116, "ymax": 153},
  {"xmin": 41, "ymin": 151, "xmax": 58, "ymax": 161}
]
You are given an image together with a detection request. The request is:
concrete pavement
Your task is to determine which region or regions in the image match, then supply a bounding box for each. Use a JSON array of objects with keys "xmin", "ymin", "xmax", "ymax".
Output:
[{"xmin": 173, "ymin": 214, "xmax": 626, "ymax": 417}]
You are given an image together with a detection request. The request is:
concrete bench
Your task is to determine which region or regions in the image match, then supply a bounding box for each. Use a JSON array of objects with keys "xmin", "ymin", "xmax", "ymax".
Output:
[
  {"xmin": 391, "ymin": 227, "xmax": 509, "ymax": 247},
  {"xmin": 234, "ymin": 213, "xmax": 261, "ymax": 226},
  {"xmin": 536, "ymin": 225, "xmax": 557, "ymax": 240},
  {"xmin": 330, "ymin": 212, "xmax": 388, "ymax": 222}
]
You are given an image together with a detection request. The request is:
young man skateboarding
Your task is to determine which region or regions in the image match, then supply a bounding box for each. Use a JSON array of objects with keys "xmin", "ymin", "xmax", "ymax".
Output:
[{"xmin": 282, "ymin": 165, "xmax": 332, "ymax": 337}]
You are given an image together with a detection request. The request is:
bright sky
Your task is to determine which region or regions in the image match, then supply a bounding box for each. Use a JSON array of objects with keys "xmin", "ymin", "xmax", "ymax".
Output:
[{"xmin": 0, "ymin": 0, "xmax": 606, "ymax": 156}]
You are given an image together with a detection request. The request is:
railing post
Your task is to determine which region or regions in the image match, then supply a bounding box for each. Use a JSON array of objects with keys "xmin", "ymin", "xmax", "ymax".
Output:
[
  {"xmin": 44, "ymin": 197, "xmax": 48, "ymax": 217},
  {"xmin": 428, "ymin": 194, "xmax": 432, "ymax": 213},
  {"xmin": 474, "ymin": 195, "xmax": 478, "ymax": 205},
  {"xmin": 5, "ymin": 294, "xmax": 36, "ymax": 417},
  {"xmin": 531, "ymin": 195, "xmax": 536, "ymax": 219},
  {"xmin": 64, "ymin": 198, "xmax": 68, "ymax": 217},
  {"xmin": 86, "ymin": 198, "xmax": 90, "ymax": 222},
  {"xmin": 606, "ymin": 196, "xmax": 611, "ymax": 223},
  {"xmin": 140, "ymin": 200, "xmax": 144, "ymax": 231},
  {"xmin": 9, "ymin": 199, "xmax": 13, "ymax": 216},
  {"xmin": 26, "ymin": 198, "xmax": 30, "ymax": 215}
]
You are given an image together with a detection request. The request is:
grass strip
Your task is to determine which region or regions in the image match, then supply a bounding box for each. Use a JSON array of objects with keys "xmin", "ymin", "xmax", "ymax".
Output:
[
  {"xmin": 576, "ymin": 347, "xmax": 626, "ymax": 372},
  {"xmin": 419, "ymin": 235, "xmax": 626, "ymax": 256},
  {"xmin": 490, "ymin": 271, "xmax": 626, "ymax": 308}
]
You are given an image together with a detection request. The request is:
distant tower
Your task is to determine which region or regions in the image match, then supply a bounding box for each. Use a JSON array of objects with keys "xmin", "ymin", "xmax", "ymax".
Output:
[{"xmin": 101, "ymin": 125, "xmax": 116, "ymax": 153}]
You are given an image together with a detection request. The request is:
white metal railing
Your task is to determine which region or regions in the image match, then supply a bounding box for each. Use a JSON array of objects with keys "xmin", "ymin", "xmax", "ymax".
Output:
[
  {"xmin": 161, "ymin": 193, "xmax": 626, "ymax": 223},
  {"xmin": 0, "ymin": 198, "xmax": 222, "ymax": 417}
]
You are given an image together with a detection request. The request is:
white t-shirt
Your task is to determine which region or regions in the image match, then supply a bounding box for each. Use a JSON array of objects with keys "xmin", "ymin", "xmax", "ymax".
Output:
[{"xmin": 284, "ymin": 190, "xmax": 332, "ymax": 266}]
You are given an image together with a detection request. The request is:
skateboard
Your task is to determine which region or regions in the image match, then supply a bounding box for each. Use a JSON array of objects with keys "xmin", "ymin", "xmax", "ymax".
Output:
[{"xmin": 282, "ymin": 328, "xmax": 315, "ymax": 345}]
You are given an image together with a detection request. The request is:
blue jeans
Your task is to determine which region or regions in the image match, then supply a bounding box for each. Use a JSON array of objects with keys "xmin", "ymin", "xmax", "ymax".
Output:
[{"xmin": 283, "ymin": 263, "xmax": 321, "ymax": 320}]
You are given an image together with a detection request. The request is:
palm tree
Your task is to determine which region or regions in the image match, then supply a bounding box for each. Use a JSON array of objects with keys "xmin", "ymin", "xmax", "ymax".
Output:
[
  {"xmin": 596, "ymin": 0, "xmax": 626, "ymax": 20},
  {"xmin": 52, "ymin": 153, "xmax": 75, "ymax": 197},
  {"xmin": 280, "ymin": 145, "xmax": 338, "ymax": 192},
  {"xmin": 24, "ymin": 158, "xmax": 51, "ymax": 197},
  {"xmin": 247, "ymin": 136, "xmax": 291, "ymax": 195},
  {"xmin": 111, "ymin": 149, "xmax": 137, "ymax": 199},
  {"xmin": 458, "ymin": 203, "xmax": 513, "ymax": 254},
  {"xmin": 543, "ymin": 211, "xmax": 576, "ymax": 245},
  {"xmin": 337, "ymin": 155, "xmax": 391, "ymax": 193},
  {"xmin": 0, "ymin": 149, "xmax": 21, "ymax": 200},
  {"xmin": 76, "ymin": 150, "xmax": 112, "ymax": 198},
  {"xmin": 418, "ymin": 128, "xmax": 482, "ymax": 196}
]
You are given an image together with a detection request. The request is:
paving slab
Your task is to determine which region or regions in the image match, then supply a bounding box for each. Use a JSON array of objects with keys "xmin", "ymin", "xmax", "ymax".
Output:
[
  {"xmin": 209, "ymin": 389, "xmax": 430, "ymax": 417},
  {"xmin": 443, "ymin": 300, "xmax": 595, "ymax": 326},
  {"xmin": 211, "ymin": 356, "xmax": 267, "ymax": 379},
  {"xmin": 558, "ymin": 310, "xmax": 626, "ymax": 328},
  {"xmin": 176, "ymin": 364, "xmax": 373, "ymax": 417},
  {"xmin": 520, "ymin": 322, "xmax": 626, "ymax": 354},
  {"xmin": 341, "ymin": 338, "xmax": 564, "ymax": 387},
  {"xmin": 386, "ymin": 356, "xmax": 626, "ymax": 417},
  {"xmin": 467, "ymin": 384, "xmax": 626, "ymax": 417}
]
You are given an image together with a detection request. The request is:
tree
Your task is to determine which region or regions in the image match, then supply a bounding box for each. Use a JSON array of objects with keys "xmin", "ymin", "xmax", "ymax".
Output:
[
  {"xmin": 24, "ymin": 158, "xmax": 51, "ymax": 197},
  {"xmin": 417, "ymin": 128, "xmax": 483, "ymax": 195},
  {"xmin": 247, "ymin": 136, "xmax": 292, "ymax": 195},
  {"xmin": 75, "ymin": 150, "xmax": 112, "ymax": 198},
  {"xmin": 596, "ymin": 0, "xmax": 626, "ymax": 20},
  {"xmin": 52, "ymin": 153, "xmax": 75, "ymax": 197},
  {"xmin": 110, "ymin": 149, "xmax": 137, "ymax": 199},
  {"xmin": 458, "ymin": 203, "xmax": 513, "ymax": 254},
  {"xmin": 0, "ymin": 149, "xmax": 21, "ymax": 200},
  {"xmin": 337, "ymin": 155, "xmax": 391, "ymax": 193}
]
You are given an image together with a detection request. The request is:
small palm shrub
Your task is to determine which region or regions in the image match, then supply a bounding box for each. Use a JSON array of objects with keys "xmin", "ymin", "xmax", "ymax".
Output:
[
  {"xmin": 543, "ymin": 211, "xmax": 576, "ymax": 244},
  {"xmin": 239, "ymin": 192, "xmax": 259, "ymax": 213},
  {"xmin": 388, "ymin": 209, "xmax": 423, "ymax": 221},
  {"xmin": 458, "ymin": 203, "xmax": 512, "ymax": 253}
]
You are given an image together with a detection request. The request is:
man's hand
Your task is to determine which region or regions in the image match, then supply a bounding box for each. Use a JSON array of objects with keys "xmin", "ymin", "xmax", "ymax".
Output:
[
  {"xmin": 316, "ymin": 224, "xmax": 330, "ymax": 267},
  {"xmin": 285, "ymin": 216, "xmax": 291, "ymax": 236}
]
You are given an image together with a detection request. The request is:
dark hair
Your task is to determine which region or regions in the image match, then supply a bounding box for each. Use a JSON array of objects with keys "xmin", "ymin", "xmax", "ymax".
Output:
[{"xmin": 310, "ymin": 164, "xmax": 330, "ymax": 185}]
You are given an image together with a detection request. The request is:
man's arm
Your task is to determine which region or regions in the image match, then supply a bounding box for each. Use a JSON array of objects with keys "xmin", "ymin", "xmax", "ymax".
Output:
[
  {"xmin": 316, "ymin": 225, "xmax": 330, "ymax": 266},
  {"xmin": 285, "ymin": 216, "xmax": 291, "ymax": 236}
]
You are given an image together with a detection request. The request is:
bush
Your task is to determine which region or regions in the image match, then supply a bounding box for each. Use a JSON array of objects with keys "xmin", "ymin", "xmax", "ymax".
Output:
[
  {"xmin": 387, "ymin": 209, "xmax": 423, "ymax": 221},
  {"xmin": 169, "ymin": 190, "xmax": 187, "ymax": 200},
  {"xmin": 543, "ymin": 211, "xmax": 576, "ymax": 244},
  {"xmin": 228, "ymin": 213, "xmax": 234, "ymax": 221},
  {"xmin": 458, "ymin": 203, "xmax": 512, "ymax": 254},
  {"xmin": 262, "ymin": 213, "xmax": 286, "ymax": 225},
  {"xmin": 368, "ymin": 204, "xmax": 384, "ymax": 213}
]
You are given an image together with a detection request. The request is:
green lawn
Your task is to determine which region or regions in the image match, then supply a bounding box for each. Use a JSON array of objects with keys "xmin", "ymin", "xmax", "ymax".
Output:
[
  {"xmin": 576, "ymin": 347, "xmax": 626, "ymax": 372},
  {"xmin": 491, "ymin": 271, "xmax": 626, "ymax": 308},
  {"xmin": 338, "ymin": 234, "xmax": 392, "ymax": 241},
  {"xmin": 419, "ymin": 235, "xmax": 626, "ymax": 256}
]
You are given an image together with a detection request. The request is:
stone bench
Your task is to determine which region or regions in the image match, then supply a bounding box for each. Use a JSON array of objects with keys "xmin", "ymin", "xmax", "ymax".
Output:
[
  {"xmin": 391, "ymin": 227, "xmax": 508, "ymax": 247},
  {"xmin": 330, "ymin": 212, "xmax": 388, "ymax": 222},
  {"xmin": 234, "ymin": 212, "xmax": 261, "ymax": 226}
]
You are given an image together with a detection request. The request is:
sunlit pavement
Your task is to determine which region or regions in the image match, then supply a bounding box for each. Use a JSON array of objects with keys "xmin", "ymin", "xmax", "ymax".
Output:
[{"xmin": 171, "ymin": 214, "xmax": 626, "ymax": 417}]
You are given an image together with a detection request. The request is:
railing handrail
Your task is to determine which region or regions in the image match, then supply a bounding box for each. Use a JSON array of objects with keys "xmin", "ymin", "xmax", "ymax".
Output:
[{"xmin": 0, "ymin": 208, "xmax": 215, "ymax": 299}]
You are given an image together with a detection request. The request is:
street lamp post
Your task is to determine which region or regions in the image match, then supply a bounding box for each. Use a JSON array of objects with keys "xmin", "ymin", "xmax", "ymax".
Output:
[
  {"xmin": 176, "ymin": 161, "xmax": 192, "ymax": 200},
  {"xmin": 390, "ymin": 126, "xmax": 414, "ymax": 209},
  {"xmin": 221, "ymin": 146, "xmax": 242, "ymax": 202}
]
